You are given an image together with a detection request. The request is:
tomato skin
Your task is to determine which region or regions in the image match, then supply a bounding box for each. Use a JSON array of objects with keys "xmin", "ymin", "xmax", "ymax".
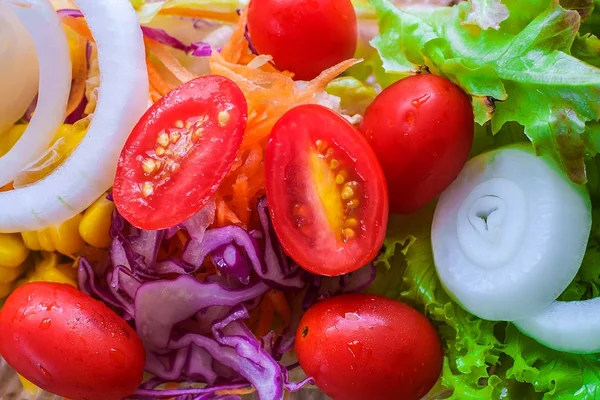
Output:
[
  {"xmin": 265, "ymin": 104, "xmax": 388, "ymax": 276},
  {"xmin": 296, "ymin": 294, "xmax": 443, "ymax": 400},
  {"xmin": 0, "ymin": 282, "xmax": 145, "ymax": 400},
  {"xmin": 114, "ymin": 75, "xmax": 247, "ymax": 230},
  {"xmin": 247, "ymin": 0, "xmax": 357, "ymax": 80},
  {"xmin": 360, "ymin": 74, "xmax": 474, "ymax": 214}
]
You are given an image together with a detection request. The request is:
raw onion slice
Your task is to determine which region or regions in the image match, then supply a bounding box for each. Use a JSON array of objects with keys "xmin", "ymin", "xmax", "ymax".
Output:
[
  {"xmin": 0, "ymin": 0, "xmax": 148, "ymax": 232},
  {"xmin": 0, "ymin": 0, "xmax": 71, "ymax": 187},
  {"xmin": 431, "ymin": 144, "xmax": 591, "ymax": 321},
  {"xmin": 514, "ymin": 298, "xmax": 600, "ymax": 353},
  {"xmin": 0, "ymin": 0, "xmax": 39, "ymax": 134}
]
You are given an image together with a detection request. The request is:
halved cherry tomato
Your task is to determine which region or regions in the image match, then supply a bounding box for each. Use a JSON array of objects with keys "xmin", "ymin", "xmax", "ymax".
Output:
[
  {"xmin": 113, "ymin": 75, "xmax": 247, "ymax": 230},
  {"xmin": 265, "ymin": 104, "xmax": 388, "ymax": 276},
  {"xmin": 247, "ymin": 0, "xmax": 357, "ymax": 80},
  {"xmin": 360, "ymin": 74, "xmax": 474, "ymax": 214},
  {"xmin": 295, "ymin": 294, "xmax": 443, "ymax": 400},
  {"xmin": 0, "ymin": 282, "xmax": 146, "ymax": 400}
]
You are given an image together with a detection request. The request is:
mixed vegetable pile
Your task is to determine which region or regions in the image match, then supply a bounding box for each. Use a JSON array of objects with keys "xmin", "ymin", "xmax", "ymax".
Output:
[{"xmin": 0, "ymin": 0, "xmax": 599, "ymax": 399}]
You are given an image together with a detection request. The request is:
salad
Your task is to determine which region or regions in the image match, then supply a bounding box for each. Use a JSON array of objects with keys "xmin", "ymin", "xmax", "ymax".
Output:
[{"xmin": 0, "ymin": 0, "xmax": 599, "ymax": 399}]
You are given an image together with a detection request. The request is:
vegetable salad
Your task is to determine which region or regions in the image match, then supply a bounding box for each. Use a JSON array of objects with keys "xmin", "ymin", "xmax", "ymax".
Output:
[{"xmin": 0, "ymin": 0, "xmax": 599, "ymax": 399}]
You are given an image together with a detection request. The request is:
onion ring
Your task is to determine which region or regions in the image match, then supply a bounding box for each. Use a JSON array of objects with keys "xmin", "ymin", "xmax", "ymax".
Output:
[{"xmin": 0, "ymin": 0, "xmax": 148, "ymax": 232}]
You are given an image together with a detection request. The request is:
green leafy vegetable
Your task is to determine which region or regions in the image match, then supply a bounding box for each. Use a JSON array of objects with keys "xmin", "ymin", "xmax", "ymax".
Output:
[
  {"xmin": 463, "ymin": 0, "xmax": 509, "ymax": 30},
  {"xmin": 370, "ymin": 0, "xmax": 600, "ymax": 184},
  {"xmin": 325, "ymin": 76, "xmax": 377, "ymax": 115}
]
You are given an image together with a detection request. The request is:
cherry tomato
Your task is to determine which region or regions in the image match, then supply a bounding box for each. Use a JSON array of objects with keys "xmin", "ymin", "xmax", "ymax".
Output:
[
  {"xmin": 0, "ymin": 282, "xmax": 145, "ymax": 400},
  {"xmin": 247, "ymin": 0, "xmax": 357, "ymax": 80},
  {"xmin": 265, "ymin": 104, "xmax": 388, "ymax": 276},
  {"xmin": 360, "ymin": 74, "xmax": 474, "ymax": 214},
  {"xmin": 113, "ymin": 75, "xmax": 247, "ymax": 230},
  {"xmin": 295, "ymin": 294, "xmax": 443, "ymax": 400}
]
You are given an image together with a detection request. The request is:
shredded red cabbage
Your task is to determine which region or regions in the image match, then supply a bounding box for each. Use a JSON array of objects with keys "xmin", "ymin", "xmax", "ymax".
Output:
[
  {"xmin": 56, "ymin": 9, "xmax": 214, "ymax": 57},
  {"xmin": 78, "ymin": 198, "xmax": 375, "ymax": 399}
]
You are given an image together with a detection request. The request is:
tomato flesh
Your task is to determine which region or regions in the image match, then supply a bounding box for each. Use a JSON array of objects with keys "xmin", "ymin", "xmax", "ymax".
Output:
[
  {"xmin": 295, "ymin": 294, "xmax": 443, "ymax": 400},
  {"xmin": 265, "ymin": 104, "xmax": 388, "ymax": 276},
  {"xmin": 247, "ymin": 0, "xmax": 357, "ymax": 80},
  {"xmin": 113, "ymin": 75, "xmax": 247, "ymax": 230},
  {"xmin": 360, "ymin": 74, "xmax": 474, "ymax": 214},
  {"xmin": 0, "ymin": 282, "xmax": 146, "ymax": 400}
]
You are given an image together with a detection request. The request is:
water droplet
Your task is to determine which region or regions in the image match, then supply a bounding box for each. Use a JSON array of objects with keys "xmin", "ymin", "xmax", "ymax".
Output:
[
  {"xmin": 411, "ymin": 93, "xmax": 431, "ymax": 108},
  {"xmin": 350, "ymin": 363, "xmax": 356, "ymax": 370},
  {"xmin": 39, "ymin": 318, "xmax": 51, "ymax": 330},
  {"xmin": 347, "ymin": 340, "xmax": 362, "ymax": 358},
  {"xmin": 38, "ymin": 365, "xmax": 52, "ymax": 382},
  {"xmin": 109, "ymin": 348, "xmax": 126, "ymax": 367},
  {"xmin": 406, "ymin": 112, "xmax": 416, "ymax": 127},
  {"xmin": 344, "ymin": 312, "xmax": 360, "ymax": 321}
]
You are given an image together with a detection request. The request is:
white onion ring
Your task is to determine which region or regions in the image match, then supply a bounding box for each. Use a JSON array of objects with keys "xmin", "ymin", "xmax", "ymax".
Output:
[
  {"xmin": 514, "ymin": 298, "xmax": 600, "ymax": 353},
  {"xmin": 0, "ymin": 0, "xmax": 148, "ymax": 232},
  {"xmin": 0, "ymin": 0, "xmax": 71, "ymax": 186},
  {"xmin": 432, "ymin": 144, "xmax": 591, "ymax": 321},
  {"xmin": 0, "ymin": 0, "xmax": 39, "ymax": 134}
]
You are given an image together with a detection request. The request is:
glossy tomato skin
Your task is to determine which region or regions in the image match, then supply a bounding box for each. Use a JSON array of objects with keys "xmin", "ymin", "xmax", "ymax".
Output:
[
  {"xmin": 295, "ymin": 294, "xmax": 443, "ymax": 400},
  {"xmin": 247, "ymin": 0, "xmax": 357, "ymax": 80},
  {"xmin": 114, "ymin": 75, "xmax": 247, "ymax": 230},
  {"xmin": 360, "ymin": 74, "xmax": 474, "ymax": 214},
  {"xmin": 0, "ymin": 282, "xmax": 145, "ymax": 400},
  {"xmin": 265, "ymin": 105, "xmax": 388, "ymax": 276}
]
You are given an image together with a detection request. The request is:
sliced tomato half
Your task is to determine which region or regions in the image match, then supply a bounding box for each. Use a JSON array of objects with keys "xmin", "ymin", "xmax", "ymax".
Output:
[
  {"xmin": 265, "ymin": 104, "xmax": 388, "ymax": 276},
  {"xmin": 113, "ymin": 75, "xmax": 247, "ymax": 230}
]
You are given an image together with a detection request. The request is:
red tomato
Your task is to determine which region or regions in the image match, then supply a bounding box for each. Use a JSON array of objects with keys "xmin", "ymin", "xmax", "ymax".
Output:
[
  {"xmin": 265, "ymin": 104, "xmax": 388, "ymax": 276},
  {"xmin": 0, "ymin": 282, "xmax": 145, "ymax": 400},
  {"xmin": 247, "ymin": 0, "xmax": 357, "ymax": 80},
  {"xmin": 360, "ymin": 74, "xmax": 474, "ymax": 214},
  {"xmin": 295, "ymin": 294, "xmax": 443, "ymax": 400},
  {"xmin": 113, "ymin": 75, "xmax": 247, "ymax": 230}
]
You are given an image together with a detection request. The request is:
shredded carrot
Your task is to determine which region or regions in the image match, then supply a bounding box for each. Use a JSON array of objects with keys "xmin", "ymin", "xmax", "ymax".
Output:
[
  {"xmin": 220, "ymin": 9, "xmax": 250, "ymax": 63},
  {"xmin": 145, "ymin": 38, "xmax": 196, "ymax": 83},
  {"xmin": 146, "ymin": 60, "xmax": 172, "ymax": 96},
  {"xmin": 266, "ymin": 290, "xmax": 292, "ymax": 328},
  {"xmin": 256, "ymin": 294, "xmax": 275, "ymax": 338},
  {"xmin": 0, "ymin": 182, "xmax": 13, "ymax": 193},
  {"xmin": 215, "ymin": 387, "xmax": 257, "ymax": 396},
  {"xmin": 65, "ymin": 33, "xmax": 88, "ymax": 117},
  {"xmin": 159, "ymin": 7, "xmax": 240, "ymax": 23},
  {"xmin": 149, "ymin": 84, "xmax": 162, "ymax": 102},
  {"xmin": 215, "ymin": 193, "xmax": 242, "ymax": 227},
  {"xmin": 61, "ymin": 17, "xmax": 94, "ymax": 42}
]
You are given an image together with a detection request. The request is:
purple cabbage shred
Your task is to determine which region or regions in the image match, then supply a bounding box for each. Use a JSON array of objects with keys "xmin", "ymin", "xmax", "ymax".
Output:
[{"xmin": 78, "ymin": 197, "xmax": 375, "ymax": 399}]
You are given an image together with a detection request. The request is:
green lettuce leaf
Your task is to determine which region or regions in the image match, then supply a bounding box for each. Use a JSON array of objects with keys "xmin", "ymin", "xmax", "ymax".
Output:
[
  {"xmin": 370, "ymin": 0, "xmax": 600, "ymax": 184},
  {"xmin": 463, "ymin": 0, "xmax": 509, "ymax": 30},
  {"xmin": 503, "ymin": 324, "xmax": 600, "ymax": 399},
  {"xmin": 325, "ymin": 77, "xmax": 378, "ymax": 115},
  {"xmin": 572, "ymin": 33, "xmax": 600, "ymax": 67}
]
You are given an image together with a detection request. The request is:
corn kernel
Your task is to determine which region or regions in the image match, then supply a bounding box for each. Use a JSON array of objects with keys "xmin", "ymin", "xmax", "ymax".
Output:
[
  {"xmin": 79, "ymin": 195, "xmax": 115, "ymax": 248},
  {"xmin": 36, "ymin": 229, "xmax": 56, "ymax": 252},
  {"xmin": 48, "ymin": 214, "xmax": 85, "ymax": 256},
  {"xmin": 21, "ymin": 231, "xmax": 41, "ymax": 251},
  {"xmin": 0, "ymin": 281, "xmax": 13, "ymax": 298},
  {"xmin": 0, "ymin": 263, "xmax": 26, "ymax": 283},
  {"xmin": 0, "ymin": 233, "xmax": 30, "ymax": 267},
  {"xmin": 18, "ymin": 374, "xmax": 40, "ymax": 395},
  {"xmin": 26, "ymin": 253, "xmax": 77, "ymax": 288}
]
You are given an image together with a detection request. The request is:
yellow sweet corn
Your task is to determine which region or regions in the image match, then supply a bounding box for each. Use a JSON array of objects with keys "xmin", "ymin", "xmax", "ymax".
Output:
[
  {"xmin": 17, "ymin": 252, "xmax": 77, "ymax": 288},
  {"xmin": 17, "ymin": 374, "xmax": 39, "ymax": 396},
  {"xmin": 21, "ymin": 214, "xmax": 85, "ymax": 256},
  {"xmin": 79, "ymin": 194, "xmax": 115, "ymax": 248},
  {"xmin": 0, "ymin": 262, "xmax": 26, "ymax": 284},
  {"xmin": 0, "ymin": 233, "xmax": 30, "ymax": 268},
  {"xmin": 0, "ymin": 281, "xmax": 13, "ymax": 298}
]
